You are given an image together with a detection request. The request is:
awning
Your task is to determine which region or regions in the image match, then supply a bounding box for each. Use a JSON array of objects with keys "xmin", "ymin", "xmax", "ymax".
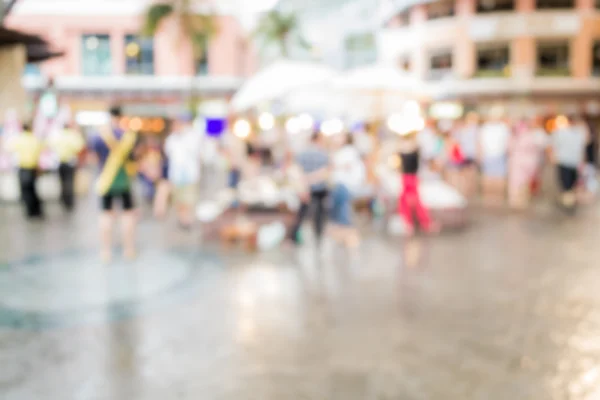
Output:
[{"xmin": 0, "ymin": 27, "xmax": 63, "ymax": 63}]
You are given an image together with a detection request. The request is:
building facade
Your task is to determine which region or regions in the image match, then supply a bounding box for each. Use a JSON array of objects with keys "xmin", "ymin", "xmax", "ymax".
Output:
[
  {"xmin": 4, "ymin": 0, "xmax": 258, "ymax": 115},
  {"xmin": 379, "ymin": 0, "xmax": 600, "ymax": 109}
]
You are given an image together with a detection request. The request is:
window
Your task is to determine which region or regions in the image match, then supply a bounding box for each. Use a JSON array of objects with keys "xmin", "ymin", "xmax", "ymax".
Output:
[
  {"xmin": 593, "ymin": 42, "xmax": 600, "ymax": 76},
  {"xmin": 81, "ymin": 34, "xmax": 111, "ymax": 76},
  {"xmin": 536, "ymin": 41, "xmax": 570, "ymax": 76},
  {"xmin": 429, "ymin": 49, "xmax": 453, "ymax": 79},
  {"xmin": 195, "ymin": 36, "xmax": 209, "ymax": 76},
  {"xmin": 426, "ymin": 1, "xmax": 454, "ymax": 20},
  {"xmin": 345, "ymin": 33, "xmax": 377, "ymax": 69},
  {"xmin": 536, "ymin": 0, "xmax": 574, "ymax": 9},
  {"xmin": 125, "ymin": 35, "xmax": 154, "ymax": 75},
  {"xmin": 477, "ymin": 0, "xmax": 514, "ymax": 12},
  {"xmin": 475, "ymin": 44, "xmax": 510, "ymax": 77}
]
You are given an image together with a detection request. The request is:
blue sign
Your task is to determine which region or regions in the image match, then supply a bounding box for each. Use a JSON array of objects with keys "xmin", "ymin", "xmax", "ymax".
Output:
[{"xmin": 205, "ymin": 118, "xmax": 226, "ymax": 137}]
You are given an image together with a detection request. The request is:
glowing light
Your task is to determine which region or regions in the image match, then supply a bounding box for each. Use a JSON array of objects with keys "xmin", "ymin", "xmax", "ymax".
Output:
[
  {"xmin": 285, "ymin": 117, "xmax": 301, "ymax": 135},
  {"xmin": 430, "ymin": 102, "xmax": 464, "ymax": 120},
  {"xmin": 555, "ymin": 115, "xmax": 569, "ymax": 130},
  {"xmin": 258, "ymin": 112, "xmax": 275, "ymax": 130},
  {"xmin": 387, "ymin": 113, "xmax": 424, "ymax": 136},
  {"xmin": 297, "ymin": 113, "xmax": 314, "ymax": 130},
  {"xmin": 403, "ymin": 100, "xmax": 421, "ymax": 116},
  {"xmin": 75, "ymin": 111, "xmax": 109, "ymax": 127},
  {"xmin": 142, "ymin": 118, "xmax": 153, "ymax": 132},
  {"xmin": 129, "ymin": 117, "xmax": 143, "ymax": 132},
  {"xmin": 387, "ymin": 114, "xmax": 404, "ymax": 133},
  {"xmin": 85, "ymin": 36, "xmax": 99, "ymax": 50},
  {"xmin": 125, "ymin": 42, "xmax": 140, "ymax": 58},
  {"xmin": 233, "ymin": 119, "xmax": 251, "ymax": 139},
  {"xmin": 320, "ymin": 118, "xmax": 344, "ymax": 136},
  {"xmin": 151, "ymin": 118, "xmax": 165, "ymax": 133}
]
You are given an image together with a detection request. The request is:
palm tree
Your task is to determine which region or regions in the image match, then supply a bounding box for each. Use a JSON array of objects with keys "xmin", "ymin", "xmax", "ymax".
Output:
[
  {"xmin": 142, "ymin": 0, "xmax": 218, "ymax": 112},
  {"xmin": 253, "ymin": 10, "xmax": 310, "ymax": 59}
]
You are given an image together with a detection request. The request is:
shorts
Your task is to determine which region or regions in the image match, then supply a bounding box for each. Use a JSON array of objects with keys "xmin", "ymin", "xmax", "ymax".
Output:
[
  {"xmin": 482, "ymin": 156, "xmax": 507, "ymax": 178},
  {"xmin": 172, "ymin": 184, "xmax": 197, "ymax": 206},
  {"xmin": 101, "ymin": 191, "xmax": 134, "ymax": 211},
  {"xmin": 557, "ymin": 165, "xmax": 579, "ymax": 192}
]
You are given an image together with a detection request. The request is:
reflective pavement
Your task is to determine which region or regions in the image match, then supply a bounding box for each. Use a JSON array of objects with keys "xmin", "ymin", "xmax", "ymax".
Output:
[{"xmin": 1, "ymin": 196, "xmax": 600, "ymax": 399}]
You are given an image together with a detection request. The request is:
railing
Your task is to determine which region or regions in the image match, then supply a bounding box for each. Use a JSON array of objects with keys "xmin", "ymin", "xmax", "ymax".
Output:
[
  {"xmin": 535, "ymin": 67, "xmax": 570, "ymax": 77},
  {"xmin": 473, "ymin": 68, "xmax": 511, "ymax": 78}
]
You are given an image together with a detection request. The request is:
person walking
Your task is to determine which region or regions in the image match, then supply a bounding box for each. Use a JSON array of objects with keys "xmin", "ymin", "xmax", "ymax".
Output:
[
  {"xmin": 164, "ymin": 114, "xmax": 203, "ymax": 229},
  {"xmin": 396, "ymin": 129, "xmax": 439, "ymax": 236},
  {"xmin": 47, "ymin": 122, "xmax": 85, "ymax": 211},
  {"xmin": 329, "ymin": 134, "xmax": 365, "ymax": 248},
  {"xmin": 90, "ymin": 106, "xmax": 138, "ymax": 262},
  {"xmin": 550, "ymin": 115, "xmax": 588, "ymax": 213},
  {"xmin": 455, "ymin": 112, "xmax": 480, "ymax": 197},
  {"xmin": 479, "ymin": 109, "xmax": 511, "ymax": 206},
  {"xmin": 507, "ymin": 118, "xmax": 547, "ymax": 209},
  {"xmin": 290, "ymin": 132, "xmax": 330, "ymax": 245},
  {"xmin": 5, "ymin": 123, "xmax": 44, "ymax": 219}
]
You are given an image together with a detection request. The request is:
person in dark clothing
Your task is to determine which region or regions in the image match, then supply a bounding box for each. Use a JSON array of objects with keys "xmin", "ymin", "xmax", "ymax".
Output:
[
  {"xmin": 583, "ymin": 115, "xmax": 598, "ymax": 196},
  {"xmin": 290, "ymin": 132, "xmax": 330, "ymax": 245},
  {"xmin": 6, "ymin": 123, "xmax": 44, "ymax": 219},
  {"xmin": 48, "ymin": 122, "xmax": 85, "ymax": 211}
]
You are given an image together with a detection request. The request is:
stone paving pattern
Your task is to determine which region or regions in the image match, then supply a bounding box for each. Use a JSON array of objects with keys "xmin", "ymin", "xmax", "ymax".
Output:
[{"xmin": 1, "ymin": 195, "xmax": 600, "ymax": 400}]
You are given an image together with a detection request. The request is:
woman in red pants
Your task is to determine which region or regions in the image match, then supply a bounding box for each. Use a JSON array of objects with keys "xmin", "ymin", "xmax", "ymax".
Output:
[{"xmin": 397, "ymin": 130, "xmax": 440, "ymax": 236}]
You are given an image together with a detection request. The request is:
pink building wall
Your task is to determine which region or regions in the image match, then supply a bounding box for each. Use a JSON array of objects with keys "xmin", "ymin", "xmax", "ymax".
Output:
[{"xmin": 5, "ymin": 13, "xmax": 256, "ymax": 78}]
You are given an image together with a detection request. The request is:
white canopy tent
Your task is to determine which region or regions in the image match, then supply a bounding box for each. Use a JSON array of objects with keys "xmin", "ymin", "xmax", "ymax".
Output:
[
  {"xmin": 332, "ymin": 64, "xmax": 426, "ymax": 121},
  {"xmin": 281, "ymin": 63, "xmax": 427, "ymax": 121},
  {"xmin": 230, "ymin": 60, "xmax": 337, "ymax": 113}
]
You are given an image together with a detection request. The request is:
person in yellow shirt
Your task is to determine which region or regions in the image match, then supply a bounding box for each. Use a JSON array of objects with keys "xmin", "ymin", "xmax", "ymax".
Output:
[
  {"xmin": 5, "ymin": 124, "xmax": 44, "ymax": 218},
  {"xmin": 47, "ymin": 122, "xmax": 85, "ymax": 211}
]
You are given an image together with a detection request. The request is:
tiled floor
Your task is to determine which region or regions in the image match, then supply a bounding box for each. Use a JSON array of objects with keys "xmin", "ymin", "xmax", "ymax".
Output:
[{"xmin": 1, "ymin": 195, "xmax": 600, "ymax": 399}]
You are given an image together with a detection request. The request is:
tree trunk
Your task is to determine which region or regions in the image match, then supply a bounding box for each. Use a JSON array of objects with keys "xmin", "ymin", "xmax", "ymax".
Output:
[{"xmin": 279, "ymin": 35, "xmax": 289, "ymax": 58}]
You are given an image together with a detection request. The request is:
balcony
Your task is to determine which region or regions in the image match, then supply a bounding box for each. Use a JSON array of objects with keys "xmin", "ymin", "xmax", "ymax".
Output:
[
  {"xmin": 473, "ymin": 68, "xmax": 511, "ymax": 77},
  {"xmin": 22, "ymin": 75, "xmax": 243, "ymax": 94},
  {"xmin": 535, "ymin": 67, "xmax": 570, "ymax": 77}
]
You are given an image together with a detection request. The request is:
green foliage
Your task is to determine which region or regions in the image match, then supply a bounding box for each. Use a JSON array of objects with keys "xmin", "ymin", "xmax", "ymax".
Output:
[
  {"xmin": 141, "ymin": 0, "xmax": 219, "ymax": 107},
  {"xmin": 141, "ymin": 1, "xmax": 218, "ymax": 59},
  {"xmin": 142, "ymin": 3, "xmax": 174, "ymax": 36},
  {"xmin": 254, "ymin": 10, "xmax": 309, "ymax": 57}
]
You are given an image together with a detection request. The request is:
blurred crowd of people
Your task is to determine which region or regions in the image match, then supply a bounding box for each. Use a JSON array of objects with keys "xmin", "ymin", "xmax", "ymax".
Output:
[
  {"xmin": 417, "ymin": 110, "xmax": 598, "ymax": 211},
  {"xmin": 2, "ymin": 102, "xmax": 599, "ymax": 259}
]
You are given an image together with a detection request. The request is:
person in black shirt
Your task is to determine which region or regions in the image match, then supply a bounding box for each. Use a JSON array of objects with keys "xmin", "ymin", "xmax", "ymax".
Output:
[{"xmin": 397, "ymin": 130, "xmax": 439, "ymax": 236}]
